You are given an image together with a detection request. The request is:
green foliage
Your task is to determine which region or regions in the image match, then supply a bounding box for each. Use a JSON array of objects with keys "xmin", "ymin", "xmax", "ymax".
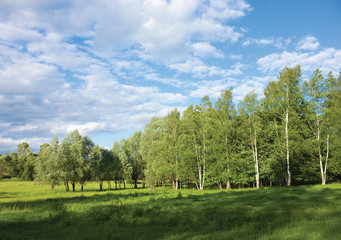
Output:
[
  {"xmin": 35, "ymin": 137, "xmax": 61, "ymax": 189},
  {"xmin": 3, "ymin": 67, "xmax": 341, "ymax": 192}
]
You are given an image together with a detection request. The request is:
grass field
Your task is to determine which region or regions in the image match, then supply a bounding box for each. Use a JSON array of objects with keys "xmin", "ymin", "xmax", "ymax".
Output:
[{"xmin": 1, "ymin": 180, "xmax": 341, "ymax": 240}]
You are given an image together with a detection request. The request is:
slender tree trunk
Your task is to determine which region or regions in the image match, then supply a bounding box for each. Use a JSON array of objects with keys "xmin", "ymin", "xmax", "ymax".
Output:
[
  {"xmin": 64, "ymin": 181, "xmax": 69, "ymax": 191},
  {"xmin": 254, "ymin": 135, "xmax": 260, "ymax": 189},
  {"xmin": 100, "ymin": 181, "xmax": 103, "ymax": 191},
  {"xmin": 123, "ymin": 180, "xmax": 126, "ymax": 189},
  {"xmin": 226, "ymin": 179, "xmax": 231, "ymax": 190},
  {"xmin": 318, "ymin": 119, "xmax": 324, "ymax": 185},
  {"xmin": 202, "ymin": 158, "xmax": 205, "ymax": 191},
  {"xmin": 253, "ymin": 116, "xmax": 260, "ymax": 189},
  {"xmin": 72, "ymin": 182, "xmax": 76, "ymax": 192},
  {"xmin": 249, "ymin": 115, "xmax": 260, "ymax": 189},
  {"xmin": 322, "ymin": 133, "xmax": 329, "ymax": 185},
  {"xmin": 81, "ymin": 185, "xmax": 84, "ymax": 191},
  {"xmin": 51, "ymin": 185, "xmax": 54, "ymax": 191},
  {"xmin": 285, "ymin": 109, "xmax": 291, "ymax": 187},
  {"xmin": 196, "ymin": 145, "xmax": 203, "ymax": 191},
  {"xmin": 134, "ymin": 179, "xmax": 138, "ymax": 189},
  {"xmin": 175, "ymin": 154, "xmax": 179, "ymax": 191},
  {"xmin": 175, "ymin": 177, "xmax": 178, "ymax": 191},
  {"xmin": 172, "ymin": 176, "xmax": 176, "ymax": 190},
  {"xmin": 225, "ymin": 136, "xmax": 231, "ymax": 190}
]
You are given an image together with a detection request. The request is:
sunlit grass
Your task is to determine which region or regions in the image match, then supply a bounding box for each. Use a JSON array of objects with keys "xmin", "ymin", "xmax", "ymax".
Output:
[{"xmin": 1, "ymin": 180, "xmax": 341, "ymax": 239}]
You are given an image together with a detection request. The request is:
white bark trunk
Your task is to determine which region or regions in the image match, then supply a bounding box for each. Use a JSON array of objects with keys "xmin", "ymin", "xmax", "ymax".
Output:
[
  {"xmin": 322, "ymin": 133, "xmax": 329, "ymax": 185},
  {"xmin": 285, "ymin": 109, "xmax": 291, "ymax": 187},
  {"xmin": 317, "ymin": 119, "xmax": 324, "ymax": 184},
  {"xmin": 254, "ymin": 129, "xmax": 259, "ymax": 189}
]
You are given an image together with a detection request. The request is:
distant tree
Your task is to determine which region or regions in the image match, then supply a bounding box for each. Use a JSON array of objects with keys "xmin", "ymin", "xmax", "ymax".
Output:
[
  {"xmin": 79, "ymin": 136, "xmax": 95, "ymax": 191},
  {"xmin": 0, "ymin": 153, "xmax": 17, "ymax": 179},
  {"xmin": 127, "ymin": 130, "xmax": 143, "ymax": 189},
  {"xmin": 90, "ymin": 146, "xmax": 116, "ymax": 190},
  {"xmin": 17, "ymin": 142, "xmax": 36, "ymax": 181},
  {"xmin": 35, "ymin": 137, "xmax": 60, "ymax": 190},
  {"xmin": 119, "ymin": 139, "xmax": 133, "ymax": 189},
  {"xmin": 0, "ymin": 155, "xmax": 10, "ymax": 179},
  {"xmin": 59, "ymin": 130, "xmax": 86, "ymax": 191}
]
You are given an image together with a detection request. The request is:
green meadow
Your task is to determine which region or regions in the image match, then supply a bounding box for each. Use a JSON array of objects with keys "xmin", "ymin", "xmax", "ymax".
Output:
[{"xmin": 1, "ymin": 180, "xmax": 341, "ymax": 240}]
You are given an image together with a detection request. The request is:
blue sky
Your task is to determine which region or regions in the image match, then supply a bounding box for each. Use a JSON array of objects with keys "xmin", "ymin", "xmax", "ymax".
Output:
[{"xmin": 0, "ymin": 0, "xmax": 340, "ymax": 153}]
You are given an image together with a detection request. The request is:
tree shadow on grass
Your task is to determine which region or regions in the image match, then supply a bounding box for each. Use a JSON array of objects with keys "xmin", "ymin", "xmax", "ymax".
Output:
[
  {"xmin": 1, "ymin": 186, "xmax": 341, "ymax": 240},
  {"xmin": 0, "ymin": 191, "xmax": 154, "ymax": 211}
]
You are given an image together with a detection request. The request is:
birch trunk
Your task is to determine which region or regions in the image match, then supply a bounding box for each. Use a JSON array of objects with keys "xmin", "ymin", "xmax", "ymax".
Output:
[
  {"xmin": 254, "ymin": 129, "xmax": 260, "ymax": 189},
  {"xmin": 249, "ymin": 115, "xmax": 260, "ymax": 189},
  {"xmin": 226, "ymin": 178, "xmax": 231, "ymax": 190},
  {"xmin": 317, "ymin": 119, "xmax": 324, "ymax": 185},
  {"xmin": 285, "ymin": 109, "xmax": 291, "ymax": 186},
  {"xmin": 322, "ymin": 133, "xmax": 329, "ymax": 185},
  {"xmin": 175, "ymin": 177, "xmax": 178, "ymax": 191}
]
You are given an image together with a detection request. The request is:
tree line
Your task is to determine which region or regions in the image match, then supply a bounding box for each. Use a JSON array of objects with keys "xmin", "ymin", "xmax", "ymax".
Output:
[{"xmin": 1, "ymin": 66, "xmax": 340, "ymax": 191}]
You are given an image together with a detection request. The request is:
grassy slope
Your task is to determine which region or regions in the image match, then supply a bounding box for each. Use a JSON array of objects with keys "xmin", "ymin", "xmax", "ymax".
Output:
[{"xmin": 0, "ymin": 180, "xmax": 341, "ymax": 240}]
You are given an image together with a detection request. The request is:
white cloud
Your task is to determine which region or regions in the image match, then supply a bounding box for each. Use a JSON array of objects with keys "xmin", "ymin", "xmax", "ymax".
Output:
[
  {"xmin": 0, "ymin": 0, "xmax": 254, "ymax": 152},
  {"xmin": 190, "ymin": 79, "xmax": 232, "ymax": 99},
  {"xmin": 242, "ymin": 37, "xmax": 291, "ymax": 49},
  {"xmin": 203, "ymin": 0, "xmax": 252, "ymax": 21},
  {"xmin": 170, "ymin": 58, "xmax": 244, "ymax": 78},
  {"xmin": 242, "ymin": 38, "xmax": 274, "ymax": 46},
  {"xmin": 297, "ymin": 35, "xmax": 320, "ymax": 51},
  {"xmin": 191, "ymin": 42, "xmax": 224, "ymax": 58},
  {"xmin": 189, "ymin": 75, "xmax": 270, "ymax": 102},
  {"xmin": 228, "ymin": 54, "xmax": 242, "ymax": 60},
  {"xmin": 257, "ymin": 48, "xmax": 341, "ymax": 74},
  {"xmin": 1, "ymin": 0, "xmax": 250, "ymax": 63},
  {"xmin": 0, "ymin": 136, "xmax": 49, "ymax": 153},
  {"xmin": 0, "ymin": 23, "xmax": 43, "ymax": 41}
]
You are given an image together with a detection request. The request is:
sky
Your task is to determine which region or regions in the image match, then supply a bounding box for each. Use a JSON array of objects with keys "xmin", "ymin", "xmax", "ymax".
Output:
[{"xmin": 0, "ymin": 0, "xmax": 341, "ymax": 153}]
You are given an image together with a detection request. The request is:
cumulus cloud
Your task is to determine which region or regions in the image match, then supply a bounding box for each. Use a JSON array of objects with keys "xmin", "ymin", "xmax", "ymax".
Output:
[
  {"xmin": 189, "ymin": 74, "xmax": 271, "ymax": 102},
  {"xmin": 191, "ymin": 42, "xmax": 224, "ymax": 58},
  {"xmin": 296, "ymin": 35, "xmax": 320, "ymax": 51},
  {"xmin": 257, "ymin": 48, "xmax": 341, "ymax": 74},
  {"xmin": 0, "ymin": 0, "xmax": 253, "ymax": 152},
  {"xmin": 242, "ymin": 37, "xmax": 292, "ymax": 49},
  {"xmin": 170, "ymin": 58, "xmax": 244, "ymax": 78}
]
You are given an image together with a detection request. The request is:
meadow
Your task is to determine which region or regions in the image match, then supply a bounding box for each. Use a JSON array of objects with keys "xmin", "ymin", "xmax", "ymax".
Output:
[{"xmin": 1, "ymin": 180, "xmax": 341, "ymax": 240}]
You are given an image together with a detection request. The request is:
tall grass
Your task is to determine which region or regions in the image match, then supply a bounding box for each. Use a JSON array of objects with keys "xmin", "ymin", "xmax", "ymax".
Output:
[{"xmin": 1, "ymin": 180, "xmax": 341, "ymax": 239}]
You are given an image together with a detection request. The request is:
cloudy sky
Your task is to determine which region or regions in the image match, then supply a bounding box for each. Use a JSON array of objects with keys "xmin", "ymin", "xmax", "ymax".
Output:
[{"xmin": 1, "ymin": 0, "xmax": 340, "ymax": 153}]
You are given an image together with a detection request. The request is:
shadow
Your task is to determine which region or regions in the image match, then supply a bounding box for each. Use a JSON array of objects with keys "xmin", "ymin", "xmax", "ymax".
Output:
[{"xmin": 1, "ymin": 185, "xmax": 341, "ymax": 240}]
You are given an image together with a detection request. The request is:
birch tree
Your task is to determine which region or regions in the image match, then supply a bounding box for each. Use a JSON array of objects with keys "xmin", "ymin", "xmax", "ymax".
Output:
[
  {"xmin": 215, "ymin": 89, "xmax": 236, "ymax": 189},
  {"xmin": 303, "ymin": 70, "xmax": 330, "ymax": 184},
  {"xmin": 264, "ymin": 65, "xmax": 302, "ymax": 186},
  {"xmin": 180, "ymin": 97, "xmax": 214, "ymax": 191},
  {"xmin": 141, "ymin": 117, "xmax": 165, "ymax": 190},
  {"xmin": 239, "ymin": 90, "xmax": 261, "ymax": 188},
  {"xmin": 163, "ymin": 109, "xmax": 182, "ymax": 190}
]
